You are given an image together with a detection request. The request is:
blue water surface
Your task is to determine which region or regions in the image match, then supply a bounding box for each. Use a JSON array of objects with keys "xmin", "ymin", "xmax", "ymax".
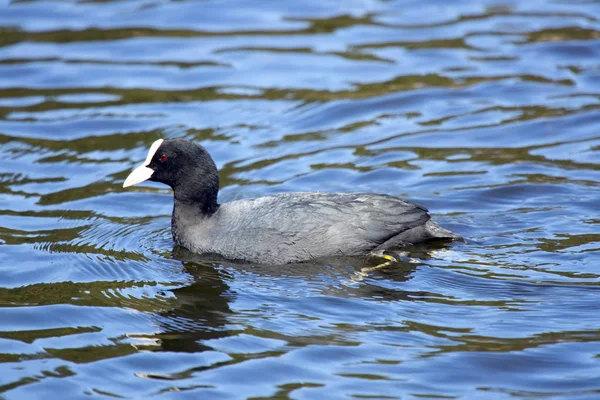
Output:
[{"xmin": 0, "ymin": 0, "xmax": 599, "ymax": 398}]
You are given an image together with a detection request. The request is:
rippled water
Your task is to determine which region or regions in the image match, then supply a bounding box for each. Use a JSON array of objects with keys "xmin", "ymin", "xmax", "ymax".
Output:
[{"xmin": 1, "ymin": 0, "xmax": 599, "ymax": 398}]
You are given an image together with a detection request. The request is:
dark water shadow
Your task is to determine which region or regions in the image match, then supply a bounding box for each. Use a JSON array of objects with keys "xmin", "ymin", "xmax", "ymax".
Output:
[{"xmin": 146, "ymin": 245, "xmax": 455, "ymax": 354}]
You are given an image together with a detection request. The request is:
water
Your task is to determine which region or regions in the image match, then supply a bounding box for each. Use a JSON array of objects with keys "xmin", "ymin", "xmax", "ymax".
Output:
[{"xmin": 1, "ymin": 0, "xmax": 599, "ymax": 398}]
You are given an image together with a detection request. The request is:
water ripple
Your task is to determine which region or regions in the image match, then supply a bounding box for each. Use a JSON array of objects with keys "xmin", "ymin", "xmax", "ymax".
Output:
[{"xmin": 0, "ymin": 0, "xmax": 599, "ymax": 398}]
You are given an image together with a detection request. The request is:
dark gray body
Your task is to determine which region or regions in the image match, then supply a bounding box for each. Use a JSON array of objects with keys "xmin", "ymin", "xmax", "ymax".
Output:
[{"xmin": 172, "ymin": 192, "xmax": 457, "ymax": 264}]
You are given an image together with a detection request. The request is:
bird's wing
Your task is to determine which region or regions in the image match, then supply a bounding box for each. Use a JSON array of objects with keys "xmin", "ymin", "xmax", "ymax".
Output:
[{"xmin": 227, "ymin": 192, "xmax": 430, "ymax": 250}]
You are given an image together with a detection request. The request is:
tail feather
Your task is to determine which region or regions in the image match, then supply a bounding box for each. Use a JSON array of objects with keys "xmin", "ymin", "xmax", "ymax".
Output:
[
  {"xmin": 374, "ymin": 219, "xmax": 462, "ymax": 251},
  {"xmin": 424, "ymin": 220, "xmax": 463, "ymax": 241}
]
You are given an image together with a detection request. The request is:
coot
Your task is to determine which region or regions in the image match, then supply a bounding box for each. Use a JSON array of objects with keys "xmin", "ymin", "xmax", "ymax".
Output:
[{"xmin": 123, "ymin": 139, "xmax": 460, "ymax": 264}]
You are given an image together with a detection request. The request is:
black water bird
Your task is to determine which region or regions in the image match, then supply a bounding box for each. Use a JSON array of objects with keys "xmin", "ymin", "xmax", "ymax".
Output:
[{"xmin": 123, "ymin": 139, "xmax": 460, "ymax": 264}]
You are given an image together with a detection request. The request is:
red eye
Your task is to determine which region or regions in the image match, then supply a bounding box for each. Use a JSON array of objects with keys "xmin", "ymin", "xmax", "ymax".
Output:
[{"xmin": 159, "ymin": 154, "xmax": 168, "ymax": 162}]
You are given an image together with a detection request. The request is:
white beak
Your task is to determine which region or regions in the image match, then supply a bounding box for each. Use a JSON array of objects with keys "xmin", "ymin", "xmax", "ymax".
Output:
[
  {"xmin": 123, "ymin": 164, "xmax": 155, "ymax": 188},
  {"xmin": 123, "ymin": 139, "xmax": 164, "ymax": 188}
]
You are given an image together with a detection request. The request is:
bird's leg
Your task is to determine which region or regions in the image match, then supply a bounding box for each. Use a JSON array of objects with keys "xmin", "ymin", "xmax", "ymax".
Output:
[
  {"xmin": 357, "ymin": 254, "xmax": 398, "ymax": 277},
  {"xmin": 343, "ymin": 253, "xmax": 400, "ymax": 285}
]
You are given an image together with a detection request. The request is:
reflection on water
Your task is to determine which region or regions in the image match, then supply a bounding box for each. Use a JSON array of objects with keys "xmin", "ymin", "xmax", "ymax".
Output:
[{"xmin": 1, "ymin": 0, "xmax": 600, "ymax": 398}]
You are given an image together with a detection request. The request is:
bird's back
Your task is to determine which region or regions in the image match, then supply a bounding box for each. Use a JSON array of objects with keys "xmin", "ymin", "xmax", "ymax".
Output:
[{"xmin": 174, "ymin": 192, "xmax": 434, "ymax": 264}]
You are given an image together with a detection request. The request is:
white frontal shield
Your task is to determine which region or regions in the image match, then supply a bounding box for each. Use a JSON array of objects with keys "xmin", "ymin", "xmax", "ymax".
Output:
[{"xmin": 123, "ymin": 139, "xmax": 164, "ymax": 188}]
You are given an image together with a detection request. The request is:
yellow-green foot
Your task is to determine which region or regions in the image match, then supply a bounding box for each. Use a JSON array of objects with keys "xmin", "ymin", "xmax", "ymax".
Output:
[{"xmin": 343, "ymin": 254, "xmax": 399, "ymax": 285}]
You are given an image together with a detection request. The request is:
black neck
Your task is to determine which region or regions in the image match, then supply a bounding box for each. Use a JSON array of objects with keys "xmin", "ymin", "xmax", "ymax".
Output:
[
  {"xmin": 171, "ymin": 166, "xmax": 220, "ymax": 216},
  {"xmin": 174, "ymin": 189, "xmax": 219, "ymax": 215}
]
